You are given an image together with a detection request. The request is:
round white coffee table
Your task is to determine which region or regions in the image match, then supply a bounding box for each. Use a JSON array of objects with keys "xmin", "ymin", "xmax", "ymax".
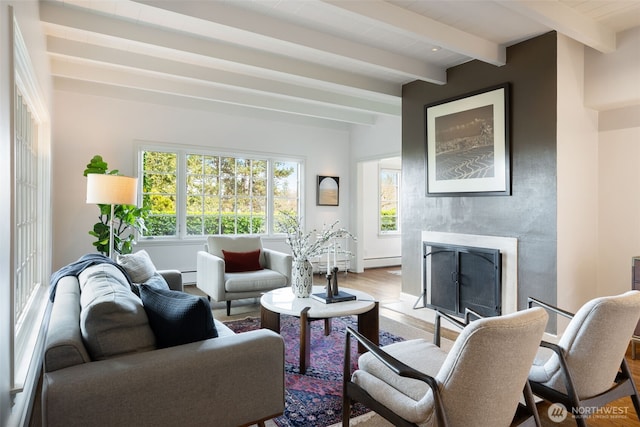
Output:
[{"xmin": 260, "ymin": 285, "xmax": 379, "ymax": 374}]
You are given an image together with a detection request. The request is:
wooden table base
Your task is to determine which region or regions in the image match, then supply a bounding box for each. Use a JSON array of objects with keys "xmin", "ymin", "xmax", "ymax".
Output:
[{"xmin": 260, "ymin": 302, "xmax": 379, "ymax": 374}]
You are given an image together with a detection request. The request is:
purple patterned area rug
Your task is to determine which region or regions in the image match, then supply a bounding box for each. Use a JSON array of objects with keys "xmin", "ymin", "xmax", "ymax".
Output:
[{"xmin": 224, "ymin": 315, "xmax": 403, "ymax": 427}]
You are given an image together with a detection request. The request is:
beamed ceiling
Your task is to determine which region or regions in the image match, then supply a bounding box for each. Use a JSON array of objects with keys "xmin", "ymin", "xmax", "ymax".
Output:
[{"xmin": 40, "ymin": 0, "xmax": 640, "ymax": 126}]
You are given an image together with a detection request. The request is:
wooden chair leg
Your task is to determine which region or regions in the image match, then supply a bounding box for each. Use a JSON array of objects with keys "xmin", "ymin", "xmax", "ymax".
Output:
[
  {"xmin": 226, "ymin": 300, "xmax": 231, "ymax": 316},
  {"xmin": 342, "ymin": 395, "xmax": 351, "ymax": 426},
  {"xmin": 257, "ymin": 422, "xmax": 265, "ymax": 427},
  {"xmin": 521, "ymin": 381, "xmax": 541, "ymax": 427},
  {"xmin": 621, "ymin": 359, "xmax": 640, "ymax": 420},
  {"xmin": 631, "ymin": 391, "xmax": 640, "ymax": 421}
]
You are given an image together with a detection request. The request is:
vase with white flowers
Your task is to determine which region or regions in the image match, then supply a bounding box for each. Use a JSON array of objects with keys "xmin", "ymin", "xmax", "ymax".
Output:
[{"xmin": 278, "ymin": 211, "xmax": 355, "ymax": 298}]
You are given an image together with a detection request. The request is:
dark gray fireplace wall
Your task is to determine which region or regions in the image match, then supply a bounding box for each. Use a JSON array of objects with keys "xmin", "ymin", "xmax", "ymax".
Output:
[{"xmin": 401, "ymin": 32, "xmax": 558, "ymax": 310}]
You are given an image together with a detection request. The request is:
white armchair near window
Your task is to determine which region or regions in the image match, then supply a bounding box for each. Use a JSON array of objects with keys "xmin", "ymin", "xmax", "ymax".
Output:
[{"xmin": 196, "ymin": 235, "xmax": 292, "ymax": 316}]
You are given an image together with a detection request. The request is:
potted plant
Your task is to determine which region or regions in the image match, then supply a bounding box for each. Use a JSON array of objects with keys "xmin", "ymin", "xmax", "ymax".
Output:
[
  {"xmin": 278, "ymin": 211, "xmax": 355, "ymax": 297},
  {"xmin": 84, "ymin": 155, "xmax": 149, "ymax": 256}
]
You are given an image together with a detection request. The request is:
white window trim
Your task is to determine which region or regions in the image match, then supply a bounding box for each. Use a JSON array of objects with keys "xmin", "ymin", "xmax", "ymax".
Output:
[{"xmin": 9, "ymin": 10, "xmax": 52, "ymax": 426}]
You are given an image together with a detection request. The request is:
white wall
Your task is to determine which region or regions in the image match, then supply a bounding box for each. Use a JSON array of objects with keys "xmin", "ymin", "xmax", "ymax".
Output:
[
  {"xmin": 361, "ymin": 159, "xmax": 401, "ymax": 268},
  {"xmin": 556, "ymin": 26, "xmax": 640, "ymax": 315},
  {"xmin": 589, "ymin": 28, "xmax": 640, "ymax": 300},
  {"xmin": 350, "ymin": 115, "xmax": 402, "ymax": 162},
  {"xmin": 51, "ymin": 91, "xmax": 354, "ymax": 272},
  {"xmin": 598, "ymin": 126, "xmax": 640, "ymax": 295},
  {"xmin": 585, "ymin": 27, "xmax": 640, "ymax": 110},
  {"xmin": 349, "ymin": 115, "xmax": 402, "ymax": 271},
  {"xmin": 556, "ymin": 34, "xmax": 600, "ymax": 314}
]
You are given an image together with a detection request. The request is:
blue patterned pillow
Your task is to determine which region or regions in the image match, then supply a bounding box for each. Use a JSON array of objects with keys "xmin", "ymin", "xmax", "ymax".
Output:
[{"xmin": 139, "ymin": 285, "xmax": 218, "ymax": 348}]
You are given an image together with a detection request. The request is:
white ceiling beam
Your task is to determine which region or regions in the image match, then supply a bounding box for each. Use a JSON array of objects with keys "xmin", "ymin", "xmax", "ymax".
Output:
[
  {"xmin": 53, "ymin": 76, "xmax": 352, "ymax": 130},
  {"xmin": 322, "ymin": 0, "xmax": 506, "ymax": 66},
  {"xmin": 499, "ymin": 0, "xmax": 616, "ymax": 53},
  {"xmin": 39, "ymin": 0, "xmax": 402, "ymax": 97},
  {"xmin": 49, "ymin": 59, "xmax": 378, "ymax": 125},
  {"xmin": 133, "ymin": 0, "xmax": 447, "ymax": 84},
  {"xmin": 47, "ymin": 36, "xmax": 401, "ymax": 116}
]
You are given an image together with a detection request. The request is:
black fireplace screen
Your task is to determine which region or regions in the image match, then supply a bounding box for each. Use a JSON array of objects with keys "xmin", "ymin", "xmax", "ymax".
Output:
[{"xmin": 417, "ymin": 242, "xmax": 502, "ymax": 318}]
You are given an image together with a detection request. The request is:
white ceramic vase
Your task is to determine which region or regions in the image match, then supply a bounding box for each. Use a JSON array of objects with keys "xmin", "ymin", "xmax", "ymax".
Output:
[{"xmin": 291, "ymin": 259, "xmax": 314, "ymax": 298}]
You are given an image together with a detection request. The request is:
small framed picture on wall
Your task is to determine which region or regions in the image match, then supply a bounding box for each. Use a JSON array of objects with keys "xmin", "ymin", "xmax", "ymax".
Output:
[{"xmin": 317, "ymin": 175, "xmax": 339, "ymax": 206}]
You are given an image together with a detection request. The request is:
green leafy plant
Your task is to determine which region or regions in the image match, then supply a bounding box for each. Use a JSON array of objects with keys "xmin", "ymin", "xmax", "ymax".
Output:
[{"xmin": 84, "ymin": 155, "xmax": 149, "ymax": 256}]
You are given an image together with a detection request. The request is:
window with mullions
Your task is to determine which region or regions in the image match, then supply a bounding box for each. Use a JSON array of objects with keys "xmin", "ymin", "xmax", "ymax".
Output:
[
  {"xmin": 9, "ymin": 14, "xmax": 52, "ymax": 420},
  {"xmin": 142, "ymin": 151, "xmax": 178, "ymax": 236},
  {"xmin": 273, "ymin": 160, "xmax": 300, "ymax": 225},
  {"xmin": 380, "ymin": 168, "xmax": 400, "ymax": 233},
  {"xmin": 186, "ymin": 155, "xmax": 267, "ymax": 235},
  {"xmin": 141, "ymin": 149, "xmax": 301, "ymax": 237}
]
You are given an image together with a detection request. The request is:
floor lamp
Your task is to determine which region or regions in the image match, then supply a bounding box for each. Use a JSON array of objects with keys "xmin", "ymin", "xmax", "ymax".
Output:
[{"xmin": 86, "ymin": 174, "xmax": 138, "ymax": 259}]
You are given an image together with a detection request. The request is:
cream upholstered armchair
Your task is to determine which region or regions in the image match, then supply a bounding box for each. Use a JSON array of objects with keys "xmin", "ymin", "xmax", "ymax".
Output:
[
  {"xmin": 527, "ymin": 291, "xmax": 640, "ymax": 427},
  {"xmin": 343, "ymin": 307, "xmax": 548, "ymax": 427},
  {"xmin": 196, "ymin": 235, "xmax": 292, "ymax": 316}
]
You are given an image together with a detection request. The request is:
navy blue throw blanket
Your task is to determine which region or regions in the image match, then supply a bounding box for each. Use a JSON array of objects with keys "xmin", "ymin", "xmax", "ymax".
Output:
[{"xmin": 49, "ymin": 253, "xmax": 133, "ymax": 302}]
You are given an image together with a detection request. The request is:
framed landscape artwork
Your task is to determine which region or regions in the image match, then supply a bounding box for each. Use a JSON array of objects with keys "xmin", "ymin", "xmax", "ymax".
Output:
[
  {"xmin": 317, "ymin": 175, "xmax": 339, "ymax": 206},
  {"xmin": 425, "ymin": 83, "xmax": 510, "ymax": 197}
]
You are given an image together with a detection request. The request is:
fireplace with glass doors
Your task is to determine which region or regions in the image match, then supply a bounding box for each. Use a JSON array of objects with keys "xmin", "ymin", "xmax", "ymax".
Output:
[{"xmin": 416, "ymin": 242, "xmax": 502, "ymax": 318}]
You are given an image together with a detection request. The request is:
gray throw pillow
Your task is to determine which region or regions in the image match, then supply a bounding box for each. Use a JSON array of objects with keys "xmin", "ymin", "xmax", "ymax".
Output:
[
  {"xmin": 117, "ymin": 249, "xmax": 157, "ymax": 283},
  {"xmin": 130, "ymin": 272, "xmax": 170, "ymax": 297}
]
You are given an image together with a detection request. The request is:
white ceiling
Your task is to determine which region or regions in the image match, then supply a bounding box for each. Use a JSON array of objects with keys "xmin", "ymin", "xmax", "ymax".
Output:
[{"xmin": 40, "ymin": 0, "xmax": 640, "ymax": 126}]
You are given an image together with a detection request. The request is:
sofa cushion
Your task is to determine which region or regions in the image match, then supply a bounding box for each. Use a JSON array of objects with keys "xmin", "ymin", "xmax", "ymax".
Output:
[
  {"xmin": 222, "ymin": 249, "xmax": 264, "ymax": 273},
  {"xmin": 140, "ymin": 284, "xmax": 218, "ymax": 349},
  {"xmin": 225, "ymin": 269, "xmax": 288, "ymax": 292},
  {"xmin": 44, "ymin": 276, "xmax": 92, "ymax": 372},
  {"xmin": 79, "ymin": 264, "xmax": 156, "ymax": 360},
  {"xmin": 207, "ymin": 235, "xmax": 266, "ymax": 266},
  {"xmin": 117, "ymin": 249, "xmax": 157, "ymax": 283}
]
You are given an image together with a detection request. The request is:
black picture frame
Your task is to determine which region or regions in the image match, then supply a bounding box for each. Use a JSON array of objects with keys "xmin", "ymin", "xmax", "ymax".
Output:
[
  {"xmin": 425, "ymin": 83, "xmax": 510, "ymax": 197},
  {"xmin": 317, "ymin": 175, "xmax": 339, "ymax": 206}
]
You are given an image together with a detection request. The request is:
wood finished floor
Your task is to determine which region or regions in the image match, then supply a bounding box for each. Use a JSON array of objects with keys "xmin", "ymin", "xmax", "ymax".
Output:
[{"xmin": 195, "ymin": 267, "xmax": 640, "ymax": 427}]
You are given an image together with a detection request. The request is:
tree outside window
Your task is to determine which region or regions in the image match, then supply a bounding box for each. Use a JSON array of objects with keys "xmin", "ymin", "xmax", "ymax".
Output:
[
  {"xmin": 141, "ymin": 149, "xmax": 300, "ymax": 237},
  {"xmin": 143, "ymin": 150, "xmax": 178, "ymax": 236},
  {"xmin": 380, "ymin": 168, "xmax": 400, "ymax": 233}
]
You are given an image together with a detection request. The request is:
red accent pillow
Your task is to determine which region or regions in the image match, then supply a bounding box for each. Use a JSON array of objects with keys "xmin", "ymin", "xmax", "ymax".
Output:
[{"xmin": 222, "ymin": 249, "xmax": 263, "ymax": 273}]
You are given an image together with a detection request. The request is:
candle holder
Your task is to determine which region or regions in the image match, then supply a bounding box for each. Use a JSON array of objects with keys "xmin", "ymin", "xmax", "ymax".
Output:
[
  {"xmin": 331, "ymin": 266, "xmax": 339, "ymax": 295},
  {"xmin": 311, "ymin": 268, "xmax": 355, "ymax": 304},
  {"xmin": 326, "ymin": 273, "xmax": 334, "ymax": 298}
]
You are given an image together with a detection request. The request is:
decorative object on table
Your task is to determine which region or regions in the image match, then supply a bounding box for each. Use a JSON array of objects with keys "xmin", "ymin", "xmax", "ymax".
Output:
[
  {"xmin": 311, "ymin": 268, "xmax": 356, "ymax": 304},
  {"xmin": 84, "ymin": 155, "xmax": 148, "ymax": 258},
  {"xmin": 277, "ymin": 211, "xmax": 355, "ymax": 298},
  {"xmin": 331, "ymin": 266, "xmax": 339, "ymax": 295},
  {"xmin": 311, "ymin": 289, "xmax": 356, "ymax": 304},
  {"xmin": 425, "ymin": 83, "xmax": 510, "ymax": 197},
  {"xmin": 291, "ymin": 258, "xmax": 315, "ymax": 298},
  {"xmin": 326, "ymin": 270, "xmax": 334, "ymax": 297},
  {"xmin": 317, "ymin": 175, "xmax": 339, "ymax": 206}
]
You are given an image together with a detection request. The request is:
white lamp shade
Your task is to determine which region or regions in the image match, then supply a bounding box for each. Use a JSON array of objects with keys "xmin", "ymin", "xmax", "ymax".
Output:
[{"xmin": 86, "ymin": 174, "xmax": 138, "ymax": 206}]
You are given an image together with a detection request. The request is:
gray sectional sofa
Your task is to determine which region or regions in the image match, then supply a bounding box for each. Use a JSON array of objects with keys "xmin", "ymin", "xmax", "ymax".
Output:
[{"xmin": 43, "ymin": 257, "xmax": 285, "ymax": 427}]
